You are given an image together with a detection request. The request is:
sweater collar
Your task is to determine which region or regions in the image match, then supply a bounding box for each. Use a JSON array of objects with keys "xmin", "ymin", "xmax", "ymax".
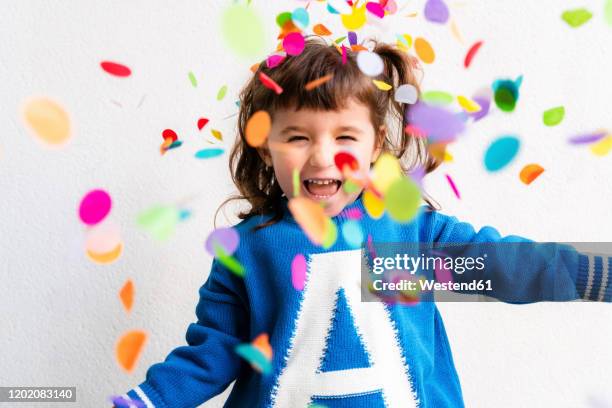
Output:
[{"xmin": 280, "ymin": 191, "xmax": 367, "ymax": 224}]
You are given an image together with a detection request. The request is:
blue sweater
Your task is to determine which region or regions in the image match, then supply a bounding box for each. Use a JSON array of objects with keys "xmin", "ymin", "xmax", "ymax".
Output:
[{"xmin": 118, "ymin": 194, "xmax": 610, "ymax": 408}]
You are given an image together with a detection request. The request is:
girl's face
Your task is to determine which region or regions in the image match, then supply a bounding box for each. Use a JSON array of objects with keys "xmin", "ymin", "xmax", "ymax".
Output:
[{"xmin": 260, "ymin": 98, "xmax": 384, "ymax": 217}]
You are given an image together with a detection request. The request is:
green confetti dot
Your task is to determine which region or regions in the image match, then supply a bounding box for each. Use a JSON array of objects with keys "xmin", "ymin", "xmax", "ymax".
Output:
[
  {"xmin": 188, "ymin": 72, "xmax": 197, "ymax": 88},
  {"xmin": 276, "ymin": 11, "xmax": 292, "ymax": 27},
  {"xmin": 217, "ymin": 85, "xmax": 228, "ymax": 101},
  {"xmin": 221, "ymin": 4, "xmax": 267, "ymax": 58},
  {"xmin": 136, "ymin": 206, "xmax": 180, "ymax": 241},
  {"xmin": 384, "ymin": 177, "xmax": 421, "ymax": 223},
  {"xmin": 334, "ymin": 36, "xmax": 347, "ymax": 44},
  {"xmin": 543, "ymin": 106, "xmax": 565, "ymax": 126},
  {"xmin": 421, "ymin": 90, "xmax": 454, "ymax": 106},
  {"xmin": 562, "ymin": 8, "xmax": 593, "ymax": 28},
  {"xmin": 606, "ymin": 0, "xmax": 612, "ymax": 26},
  {"xmin": 321, "ymin": 218, "xmax": 337, "ymax": 249}
]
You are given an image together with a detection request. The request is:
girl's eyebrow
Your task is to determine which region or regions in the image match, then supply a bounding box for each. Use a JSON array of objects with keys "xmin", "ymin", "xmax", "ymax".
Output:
[
  {"xmin": 279, "ymin": 125, "xmax": 365, "ymax": 135},
  {"xmin": 280, "ymin": 125, "xmax": 308, "ymax": 135},
  {"xmin": 336, "ymin": 126, "xmax": 364, "ymax": 134}
]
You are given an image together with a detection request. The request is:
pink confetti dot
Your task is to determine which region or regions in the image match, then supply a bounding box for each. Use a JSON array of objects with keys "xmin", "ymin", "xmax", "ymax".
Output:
[
  {"xmin": 79, "ymin": 189, "xmax": 112, "ymax": 226},
  {"xmin": 283, "ymin": 32, "xmax": 305, "ymax": 56},
  {"xmin": 291, "ymin": 254, "xmax": 307, "ymax": 291}
]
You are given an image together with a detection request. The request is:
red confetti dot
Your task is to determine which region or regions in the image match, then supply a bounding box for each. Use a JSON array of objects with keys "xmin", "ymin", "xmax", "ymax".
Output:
[
  {"xmin": 464, "ymin": 41, "xmax": 483, "ymax": 69},
  {"xmin": 100, "ymin": 61, "xmax": 132, "ymax": 77},
  {"xmin": 197, "ymin": 118, "xmax": 209, "ymax": 131},
  {"xmin": 334, "ymin": 151, "xmax": 359, "ymax": 172},
  {"xmin": 258, "ymin": 72, "xmax": 283, "ymax": 95},
  {"xmin": 162, "ymin": 129, "xmax": 178, "ymax": 142}
]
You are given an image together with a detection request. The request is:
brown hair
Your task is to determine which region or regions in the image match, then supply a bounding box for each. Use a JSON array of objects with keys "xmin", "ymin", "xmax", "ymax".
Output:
[{"xmin": 215, "ymin": 36, "xmax": 441, "ymax": 230}]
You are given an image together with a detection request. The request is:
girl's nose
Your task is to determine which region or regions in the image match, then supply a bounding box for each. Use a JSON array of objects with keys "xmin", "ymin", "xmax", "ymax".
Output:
[{"xmin": 308, "ymin": 142, "xmax": 335, "ymax": 168}]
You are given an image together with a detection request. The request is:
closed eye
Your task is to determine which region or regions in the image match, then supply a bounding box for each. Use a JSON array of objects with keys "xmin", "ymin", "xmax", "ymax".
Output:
[
  {"xmin": 338, "ymin": 135, "xmax": 357, "ymax": 141},
  {"xmin": 287, "ymin": 135, "xmax": 307, "ymax": 142}
]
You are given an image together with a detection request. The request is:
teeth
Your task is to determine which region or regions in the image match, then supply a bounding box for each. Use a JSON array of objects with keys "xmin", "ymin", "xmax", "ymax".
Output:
[{"xmin": 306, "ymin": 179, "xmax": 337, "ymax": 185}]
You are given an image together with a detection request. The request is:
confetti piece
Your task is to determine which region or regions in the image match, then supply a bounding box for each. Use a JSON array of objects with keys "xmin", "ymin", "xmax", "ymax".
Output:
[
  {"xmin": 606, "ymin": 0, "xmax": 612, "ymax": 26},
  {"xmin": 197, "ymin": 118, "xmax": 209, "ymax": 130},
  {"xmin": 313, "ymin": 23, "xmax": 332, "ymax": 35},
  {"xmin": 276, "ymin": 11, "xmax": 292, "ymax": 27},
  {"xmin": 357, "ymin": 51, "xmax": 384, "ymax": 76},
  {"xmin": 328, "ymin": 0, "xmax": 353, "ymax": 14},
  {"xmin": 321, "ymin": 218, "xmax": 338, "ymax": 249},
  {"xmin": 110, "ymin": 395, "xmax": 146, "ymax": 408},
  {"xmin": 341, "ymin": 5, "xmax": 367, "ymax": 30},
  {"xmin": 136, "ymin": 205, "xmax": 180, "ymax": 241},
  {"xmin": 414, "ymin": 37, "xmax": 435, "ymax": 64},
  {"xmin": 519, "ymin": 164, "xmax": 544, "ymax": 185},
  {"xmin": 444, "ymin": 173, "xmax": 460, "ymax": 199},
  {"xmin": 385, "ymin": 177, "xmax": 421, "ymax": 223},
  {"xmin": 464, "ymin": 41, "xmax": 483, "ymax": 68},
  {"xmin": 394, "ymin": 84, "xmax": 418, "ymax": 104},
  {"xmin": 342, "ymin": 45, "xmax": 348, "ymax": 64},
  {"xmin": 259, "ymin": 72, "xmax": 283, "ymax": 94},
  {"xmin": 119, "ymin": 279, "xmax": 134, "ymax": 313},
  {"xmin": 341, "ymin": 207, "xmax": 363, "ymax": 220},
  {"xmin": 493, "ymin": 77, "xmax": 521, "ymax": 112},
  {"xmin": 235, "ymin": 334, "xmax": 273, "ymax": 374},
  {"xmin": 195, "ymin": 148, "xmax": 224, "ymax": 159},
  {"xmin": 205, "ymin": 227, "xmax": 239, "ymax": 257},
  {"xmin": 162, "ymin": 129, "xmax": 178, "ymax": 143},
  {"xmin": 305, "ymin": 74, "xmax": 333, "ymax": 90},
  {"xmin": 542, "ymin": 106, "xmax": 565, "ymax": 126},
  {"xmin": 79, "ymin": 189, "xmax": 112, "ymax": 226},
  {"xmin": 366, "ymin": 2, "xmax": 385, "ymax": 18},
  {"xmin": 222, "ymin": 4, "xmax": 267, "ymax": 58},
  {"xmin": 384, "ymin": 0, "xmax": 398, "ymax": 14},
  {"xmin": 245, "ymin": 110, "xmax": 271, "ymax": 147},
  {"xmin": 371, "ymin": 152, "xmax": 402, "ymax": 194},
  {"xmin": 188, "ymin": 71, "xmax": 197, "ymax": 87},
  {"xmin": 469, "ymin": 94, "xmax": 491, "ymax": 121},
  {"xmin": 562, "ymin": 8, "xmax": 592, "ymax": 28},
  {"xmin": 457, "ymin": 95, "xmax": 481, "ymax": 113},
  {"xmin": 23, "ymin": 97, "xmax": 71, "ymax": 146},
  {"xmin": 363, "ymin": 189, "xmax": 385, "ymax": 219},
  {"xmin": 85, "ymin": 219, "xmax": 121, "ymax": 254},
  {"xmin": 421, "ymin": 90, "xmax": 454, "ymax": 105},
  {"xmin": 568, "ymin": 131, "xmax": 607, "ymax": 145},
  {"xmin": 288, "ymin": 197, "xmax": 330, "ymax": 246},
  {"xmin": 292, "ymin": 168, "xmax": 300, "ymax": 197},
  {"xmin": 484, "ymin": 135, "xmax": 520, "ymax": 172},
  {"xmin": 100, "ymin": 61, "xmax": 131, "ymax": 77},
  {"xmin": 213, "ymin": 245, "xmax": 246, "ymax": 277},
  {"xmin": 373, "ymin": 79, "xmax": 392, "ymax": 91},
  {"xmin": 86, "ymin": 243, "xmax": 123, "ymax": 265},
  {"xmin": 424, "ymin": 0, "xmax": 449, "ymax": 24},
  {"xmin": 291, "ymin": 254, "xmax": 307, "ymax": 290},
  {"xmin": 348, "ymin": 31, "xmax": 358, "ymax": 46},
  {"xmin": 211, "ymin": 129, "xmax": 223, "ymax": 141},
  {"xmin": 450, "ymin": 19, "xmax": 464, "ymax": 43},
  {"xmin": 396, "ymin": 33, "xmax": 412, "ymax": 50},
  {"xmin": 116, "ymin": 330, "xmax": 147, "ymax": 373},
  {"xmin": 217, "ymin": 85, "xmax": 228, "ymax": 101},
  {"xmin": 334, "ymin": 151, "xmax": 359, "ymax": 172},
  {"xmin": 266, "ymin": 54, "xmax": 286, "ymax": 69},
  {"xmin": 590, "ymin": 135, "xmax": 612, "ymax": 156},
  {"xmin": 341, "ymin": 219, "xmax": 364, "ymax": 248},
  {"xmin": 292, "ymin": 7, "xmax": 309, "ymax": 29},
  {"xmin": 407, "ymin": 102, "xmax": 466, "ymax": 143},
  {"xmin": 283, "ymin": 32, "xmax": 305, "ymax": 56}
]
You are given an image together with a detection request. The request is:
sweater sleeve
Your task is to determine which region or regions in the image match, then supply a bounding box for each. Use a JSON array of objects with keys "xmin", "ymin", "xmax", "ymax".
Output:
[
  {"xmin": 424, "ymin": 210, "xmax": 612, "ymax": 303},
  {"xmin": 116, "ymin": 259, "xmax": 249, "ymax": 408}
]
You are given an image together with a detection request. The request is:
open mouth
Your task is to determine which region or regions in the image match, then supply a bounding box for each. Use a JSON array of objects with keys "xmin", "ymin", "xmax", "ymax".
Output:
[{"xmin": 302, "ymin": 178, "xmax": 342, "ymax": 199}]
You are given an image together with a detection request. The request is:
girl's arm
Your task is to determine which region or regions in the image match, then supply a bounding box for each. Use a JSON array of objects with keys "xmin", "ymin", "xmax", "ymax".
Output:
[
  {"xmin": 423, "ymin": 210, "xmax": 611, "ymax": 303},
  {"xmin": 115, "ymin": 259, "xmax": 249, "ymax": 408}
]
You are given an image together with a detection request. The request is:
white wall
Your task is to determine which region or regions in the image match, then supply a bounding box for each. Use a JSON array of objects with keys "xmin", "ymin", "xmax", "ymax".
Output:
[{"xmin": 1, "ymin": 1, "xmax": 611, "ymax": 407}]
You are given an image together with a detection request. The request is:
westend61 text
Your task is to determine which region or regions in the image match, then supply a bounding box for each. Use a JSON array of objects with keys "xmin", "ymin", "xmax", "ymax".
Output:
[{"xmin": 371, "ymin": 279, "xmax": 493, "ymax": 292}]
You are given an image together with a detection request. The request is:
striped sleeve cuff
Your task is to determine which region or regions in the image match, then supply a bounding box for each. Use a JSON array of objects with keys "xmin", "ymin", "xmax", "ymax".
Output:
[
  {"xmin": 576, "ymin": 254, "xmax": 612, "ymax": 301},
  {"xmin": 113, "ymin": 383, "xmax": 164, "ymax": 408}
]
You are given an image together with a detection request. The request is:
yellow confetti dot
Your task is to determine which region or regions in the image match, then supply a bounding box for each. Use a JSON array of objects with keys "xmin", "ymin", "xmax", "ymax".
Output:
[
  {"xmin": 457, "ymin": 95, "xmax": 481, "ymax": 113},
  {"xmin": 341, "ymin": 5, "xmax": 367, "ymax": 30},
  {"xmin": 371, "ymin": 153, "xmax": 402, "ymax": 194},
  {"xmin": 373, "ymin": 80, "xmax": 392, "ymax": 91},
  {"xmin": 590, "ymin": 135, "xmax": 612, "ymax": 156},
  {"xmin": 414, "ymin": 37, "xmax": 435, "ymax": 64},
  {"xmin": 23, "ymin": 97, "xmax": 71, "ymax": 146},
  {"xmin": 211, "ymin": 129, "xmax": 223, "ymax": 141},
  {"xmin": 363, "ymin": 189, "xmax": 385, "ymax": 219}
]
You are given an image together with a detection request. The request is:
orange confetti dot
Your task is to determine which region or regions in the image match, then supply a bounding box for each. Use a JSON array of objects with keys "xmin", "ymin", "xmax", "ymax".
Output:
[
  {"xmin": 116, "ymin": 330, "xmax": 147, "ymax": 373},
  {"xmin": 288, "ymin": 196, "xmax": 329, "ymax": 246},
  {"xmin": 313, "ymin": 23, "xmax": 332, "ymax": 36},
  {"xmin": 519, "ymin": 164, "xmax": 544, "ymax": 185},
  {"xmin": 305, "ymin": 74, "xmax": 333, "ymax": 90},
  {"xmin": 414, "ymin": 37, "xmax": 435, "ymax": 64},
  {"xmin": 245, "ymin": 110, "xmax": 271, "ymax": 147},
  {"xmin": 119, "ymin": 279, "xmax": 134, "ymax": 313},
  {"xmin": 252, "ymin": 333, "xmax": 273, "ymax": 360},
  {"xmin": 86, "ymin": 243, "xmax": 123, "ymax": 265}
]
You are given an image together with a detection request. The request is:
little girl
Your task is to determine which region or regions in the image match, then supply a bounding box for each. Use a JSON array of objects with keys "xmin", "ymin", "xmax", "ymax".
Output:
[{"xmin": 115, "ymin": 37, "xmax": 611, "ymax": 408}]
